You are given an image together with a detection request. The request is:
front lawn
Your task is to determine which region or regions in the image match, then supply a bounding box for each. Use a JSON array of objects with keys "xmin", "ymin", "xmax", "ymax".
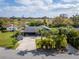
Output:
[{"xmin": 0, "ymin": 32, "xmax": 18, "ymax": 49}]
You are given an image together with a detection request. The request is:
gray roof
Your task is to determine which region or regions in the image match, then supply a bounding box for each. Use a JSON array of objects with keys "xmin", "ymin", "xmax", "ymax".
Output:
[
  {"xmin": 41, "ymin": 25, "xmax": 51, "ymax": 30},
  {"xmin": 23, "ymin": 26, "xmax": 41, "ymax": 33},
  {"xmin": 22, "ymin": 26, "xmax": 51, "ymax": 33}
]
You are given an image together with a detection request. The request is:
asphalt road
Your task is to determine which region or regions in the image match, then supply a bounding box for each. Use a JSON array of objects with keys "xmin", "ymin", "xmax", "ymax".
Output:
[{"xmin": 0, "ymin": 47, "xmax": 79, "ymax": 59}]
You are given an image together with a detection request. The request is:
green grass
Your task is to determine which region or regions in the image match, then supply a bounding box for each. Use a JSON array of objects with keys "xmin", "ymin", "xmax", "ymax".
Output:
[{"xmin": 0, "ymin": 32, "xmax": 18, "ymax": 49}]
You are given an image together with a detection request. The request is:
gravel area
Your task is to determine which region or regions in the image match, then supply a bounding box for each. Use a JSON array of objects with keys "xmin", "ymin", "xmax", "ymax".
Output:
[{"xmin": 0, "ymin": 47, "xmax": 79, "ymax": 59}]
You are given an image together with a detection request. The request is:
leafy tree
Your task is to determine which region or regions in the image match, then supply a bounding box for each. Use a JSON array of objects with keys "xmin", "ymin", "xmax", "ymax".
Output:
[
  {"xmin": 28, "ymin": 20, "xmax": 43, "ymax": 26},
  {"xmin": 70, "ymin": 14, "xmax": 79, "ymax": 27},
  {"xmin": 43, "ymin": 19, "xmax": 48, "ymax": 26}
]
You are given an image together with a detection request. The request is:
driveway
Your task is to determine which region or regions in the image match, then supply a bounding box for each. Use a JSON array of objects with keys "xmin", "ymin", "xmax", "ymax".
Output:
[{"xmin": 16, "ymin": 36, "xmax": 39, "ymax": 51}]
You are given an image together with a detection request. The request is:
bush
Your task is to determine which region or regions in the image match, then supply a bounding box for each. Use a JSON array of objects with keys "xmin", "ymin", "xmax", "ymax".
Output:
[
  {"xmin": 36, "ymin": 38, "xmax": 56, "ymax": 49},
  {"xmin": 51, "ymin": 28, "xmax": 59, "ymax": 35},
  {"xmin": 54, "ymin": 34, "xmax": 68, "ymax": 50},
  {"xmin": 5, "ymin": 45, "xmax": 14, "ymax": 49},
  {"xmin": 57, "ymin": 27, "xmax": 79, "ymax": 49},
  {"xmin": 36, "ymin": 27, "xmax": 79, "ymax": 50},
  {"xmin": 67, "ymin": 29, "xmax": 79, "ymax": 49},
  {"xmin": 36, "ymin": 34, "xmax": 68, "ymax": 50}
]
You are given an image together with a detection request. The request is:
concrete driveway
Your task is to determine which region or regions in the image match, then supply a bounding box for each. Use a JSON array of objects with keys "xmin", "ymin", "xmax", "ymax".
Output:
[{"xmin": 16, "ymin": 36, "xmax": 38, "ymax": 51}]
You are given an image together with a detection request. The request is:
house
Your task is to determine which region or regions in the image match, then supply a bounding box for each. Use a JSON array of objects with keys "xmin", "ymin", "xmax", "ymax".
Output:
[
  {"xmin": 21, "ymin": 26, "xmax": 40, "ymax": 36},
  {"xmin": 6, "ymin": 24, "xmax": 18, "ymax": 31},
  {"xmin": 21, "ymin": 25, "xmax": 51, "ymax": 36}
]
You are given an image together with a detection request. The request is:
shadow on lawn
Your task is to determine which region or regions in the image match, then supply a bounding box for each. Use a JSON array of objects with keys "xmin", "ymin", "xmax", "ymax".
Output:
[{"xmin": 17, "ymin": 49, "xmax": 63, "ymax": 56}]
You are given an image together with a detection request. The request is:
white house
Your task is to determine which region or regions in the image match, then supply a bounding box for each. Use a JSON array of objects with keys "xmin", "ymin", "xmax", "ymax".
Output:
[{"xmin": 6, "ymin": 24, "xmax": 18, "ymax": 31}]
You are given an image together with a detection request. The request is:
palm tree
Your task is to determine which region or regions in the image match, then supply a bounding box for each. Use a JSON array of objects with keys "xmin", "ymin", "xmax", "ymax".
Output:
[{"xmin": 38, "ymin": 29, "xmax": 45, "ymax": 40}]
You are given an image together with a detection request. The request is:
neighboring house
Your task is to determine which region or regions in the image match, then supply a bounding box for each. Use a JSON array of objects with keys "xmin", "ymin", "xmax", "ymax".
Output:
[{"xmin": 6, "ymin": 24, "xmax": 18, "ymax": 31}]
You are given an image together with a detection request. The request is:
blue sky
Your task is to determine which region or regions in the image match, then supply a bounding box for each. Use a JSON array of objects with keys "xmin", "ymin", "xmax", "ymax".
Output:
[{"xmin": 0, "ymin": 0, "xmax": 79, "ymax": 17}]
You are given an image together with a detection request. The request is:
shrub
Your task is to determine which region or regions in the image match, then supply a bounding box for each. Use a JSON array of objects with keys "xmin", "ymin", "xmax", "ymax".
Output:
[
  {"xmin": 51, "ymin": 28, "xmax": 59, "ymax": 35},
  {"xmin": 57, "ymin": 27, "xmax": 79, "ymax": 49},
  {"xmin": 5, "ymin": 45, "xmax": 14, "ymax": 49},
  {"xmin": 54, "ymin": 34, "xmax": 68, "ymax": 50},
  {"xmin": 36, "ymin": 34, "xmax": 68, "ymax": 50},
  {"xmin": 36, "ymin": 38, "xmax": 56, "ymax": 49},
  {"xmin": 36, "ymin": 27, "xmax": 79, "ymax": 50},
  {"xmin": 67, "ymin": 29, "xmax": 79, "ymax": 49}
]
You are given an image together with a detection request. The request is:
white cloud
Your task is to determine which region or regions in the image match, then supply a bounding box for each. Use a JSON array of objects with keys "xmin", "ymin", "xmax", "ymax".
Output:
[
  {"xmin": 53, "ymin": 3, "xmax": 77, "ymax": 9},
  {"xmin": 62, "ymin": 0, "xmax": 79, "ymax": 2},
  {"xmin": 0, "ymin": 0, "xmax": 79, "ymax": 17},
  {"xmin": 16, "ymin": 0, "xmax": 53, "ymax": 5},
  {"xmin": 14, "ymin": 0, "xmax": 79, "ymax": 12},
  {"xmin": 16, "ymin": 0, "xmax": 53, "ymax": 11},
  {"xmin": 16, "ymin": 0, "xmax": 33, "ymax": 5},
  {"xmin": 16, "ymin": 0, "xmax": 44, "ymax": 6}
]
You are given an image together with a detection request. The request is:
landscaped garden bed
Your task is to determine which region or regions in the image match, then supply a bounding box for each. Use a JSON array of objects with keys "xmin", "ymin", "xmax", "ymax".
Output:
[{"xmin": 35, "ymin": 27, "xmax": 79, "ymax": 51}]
